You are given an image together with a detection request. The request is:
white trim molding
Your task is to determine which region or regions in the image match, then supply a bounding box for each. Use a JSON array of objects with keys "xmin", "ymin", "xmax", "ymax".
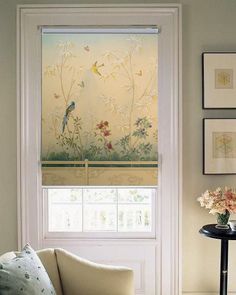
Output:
[{"xmin": 17, "ymin": 4, "xmax": 182, "ymax": 295}]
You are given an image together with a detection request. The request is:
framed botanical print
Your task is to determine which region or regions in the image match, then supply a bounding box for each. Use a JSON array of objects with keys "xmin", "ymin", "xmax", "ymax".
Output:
[
  {"xmin": 203, "ymin": 118, "xmax": 236, "ymax": 174},
  {"xmin": 202, "ymin": 52, "xmax": 236, "ymax": 109}
]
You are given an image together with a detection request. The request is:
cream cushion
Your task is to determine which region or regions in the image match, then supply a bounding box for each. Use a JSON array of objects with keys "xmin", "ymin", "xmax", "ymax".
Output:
[
  {"xmin": 37, "ymin": 249, "xmax": 63, "ymax": 295},
  {"xmin": 55, "ymin": 248, "xmax": 134, "ymax": 295}
]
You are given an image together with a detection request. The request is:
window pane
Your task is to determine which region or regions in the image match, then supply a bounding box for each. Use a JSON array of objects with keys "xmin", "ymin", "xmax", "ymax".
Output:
[
  {"xmin": 49, "ymin": 203, "xmax": 82, "ymax": 232},
  {"xmin": 118, "ymin": 205, "xmax": 151, "ymax": 232},
  {"xmin": 48, "ymin": 188, "xmax": 82, "ymax": 202},
  {"xmin": 118, "ymin": 188, "xmax": 152, "ymax": 203},
  {"xmin": 84, "ymin": 188, "xmax": 116, "ymax": 203},
  {"xmin": 84, "ymin": 204, "xmax": 117, "ymax": 231},
  {"xmin": 48, "ymin": 189, "xmax": 82, "ymax": 232}
]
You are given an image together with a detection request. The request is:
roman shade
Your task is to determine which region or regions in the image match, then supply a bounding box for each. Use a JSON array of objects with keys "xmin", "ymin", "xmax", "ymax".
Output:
[{"xmin": 42, "ymin": 27, "xmax": 158, "ymax": 185}]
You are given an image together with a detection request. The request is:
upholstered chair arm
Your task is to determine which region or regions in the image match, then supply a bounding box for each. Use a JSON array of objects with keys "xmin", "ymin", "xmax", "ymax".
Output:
[{"xmin": 55, "ymin": 248, "xmax": 134, "ymax": 295}]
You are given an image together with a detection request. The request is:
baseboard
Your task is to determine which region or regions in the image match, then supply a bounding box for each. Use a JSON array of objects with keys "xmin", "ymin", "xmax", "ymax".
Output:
[{"xmin": 183, "ymin": 293, "xmax": 236, "ymax": 295}]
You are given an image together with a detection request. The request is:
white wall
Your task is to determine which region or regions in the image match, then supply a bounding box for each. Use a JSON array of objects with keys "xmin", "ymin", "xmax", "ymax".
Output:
[{"xmin": 1, "ymin": 0, "xmax": 236, "ymax": 293}]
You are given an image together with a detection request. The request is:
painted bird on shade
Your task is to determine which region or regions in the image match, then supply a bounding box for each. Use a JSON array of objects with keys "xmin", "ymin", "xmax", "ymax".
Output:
[
  {"xmin": 62, "ymin": 101, "xmax": 75, "ymax": 133},
  {"xmin": 91, "ymin": 61, "xmax": 104, "ymax": 76}
]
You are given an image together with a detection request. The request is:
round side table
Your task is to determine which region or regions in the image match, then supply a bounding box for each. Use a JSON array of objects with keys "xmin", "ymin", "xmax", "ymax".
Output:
[{"xmin": 199, "ymin": 224, "xmax": 236, "ymax": 295}]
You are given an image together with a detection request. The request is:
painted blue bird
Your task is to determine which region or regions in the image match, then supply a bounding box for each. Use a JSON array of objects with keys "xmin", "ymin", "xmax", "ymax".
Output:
[{"xmin": 62, "ymin": 101, "xmax": 75, "ymax": 133}]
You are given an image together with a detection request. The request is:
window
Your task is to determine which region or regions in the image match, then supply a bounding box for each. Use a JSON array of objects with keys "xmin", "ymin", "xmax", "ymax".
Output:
[
  {"xmin": 44, "ymin": 187, "xmax": 155, "ymax": 238},
  {"xmin": 18, "ymin": 5, "xmax": 181, "ymax": 295},
  {"xmin": 41, "ymin": 26, "xmax": 158, "ymax": 238}
]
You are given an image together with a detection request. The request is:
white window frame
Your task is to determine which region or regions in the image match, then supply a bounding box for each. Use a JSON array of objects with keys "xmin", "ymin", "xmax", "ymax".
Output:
[
  {"xmin": 17, "ymin": 4, "xmax": 182, "ymax": 295},
  {"xmin": 43, "ymin": 186, "xmax": 156, "ymax": 239}
]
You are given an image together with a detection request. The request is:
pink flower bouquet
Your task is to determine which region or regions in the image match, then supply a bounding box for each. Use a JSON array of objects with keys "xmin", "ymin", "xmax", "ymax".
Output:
[{"xmin": 197, "ymin": 187, "xmax": 236, "ymax": 215}]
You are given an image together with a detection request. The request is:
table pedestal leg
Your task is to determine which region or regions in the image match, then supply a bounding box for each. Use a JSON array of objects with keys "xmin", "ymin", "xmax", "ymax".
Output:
[{"xmin": 220, "ymin": 239, "xmax": 228, "ymax": 295}]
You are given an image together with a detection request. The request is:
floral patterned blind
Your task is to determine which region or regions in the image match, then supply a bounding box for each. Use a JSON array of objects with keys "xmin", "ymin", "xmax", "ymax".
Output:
[{"xmin": 42, "ymin": 28, "xmax": 158, "ymax": 186}]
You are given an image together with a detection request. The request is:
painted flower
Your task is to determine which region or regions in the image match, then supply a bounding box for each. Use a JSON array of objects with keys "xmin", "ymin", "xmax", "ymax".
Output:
[
  {"xmin": 96, "ymin": 121, "xmax": 111, "ymax": 136},
  {"xmin": 103, "ymin": 130, "xmax": 111, "ymax": 137},
  {"xmin": 96, "ymin": 121, "xmax": 104, "ymax": 129},
  {"xmin": 106, "ymin": 142, "xmax": 113, "ymax": 150}
]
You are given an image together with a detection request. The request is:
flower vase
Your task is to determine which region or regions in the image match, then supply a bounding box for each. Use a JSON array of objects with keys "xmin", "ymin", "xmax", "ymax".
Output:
[{"xmin": 215, "ymin": 210, "xmax": 230, "ymax": 229}]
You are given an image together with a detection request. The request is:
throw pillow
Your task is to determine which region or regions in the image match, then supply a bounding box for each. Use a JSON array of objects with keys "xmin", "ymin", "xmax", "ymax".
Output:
[{"xmin": 0, "ymin": 244, "xmax": 56, "ymax": 295}]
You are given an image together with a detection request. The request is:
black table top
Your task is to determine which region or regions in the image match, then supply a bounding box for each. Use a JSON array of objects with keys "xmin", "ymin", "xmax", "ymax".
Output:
[{"xmin": 199, "ymin": 224, "xmax": 236, "ymax": 240}]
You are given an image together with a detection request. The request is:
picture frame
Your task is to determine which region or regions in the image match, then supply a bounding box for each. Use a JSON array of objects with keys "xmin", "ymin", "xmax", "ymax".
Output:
[
  {"xmin": 203, "ymin": 118, "xmax": 236, "ymax": 174},
  {"xmin": 202, "ymin": 52, "xmax": 236, "ymax": 109}
]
